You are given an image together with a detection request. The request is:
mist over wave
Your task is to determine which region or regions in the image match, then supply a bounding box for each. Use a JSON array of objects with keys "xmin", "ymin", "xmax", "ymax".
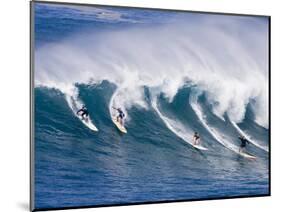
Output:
[{"xmin": 35, "ymin": 14, "xmax": 268, "ymax": 128}]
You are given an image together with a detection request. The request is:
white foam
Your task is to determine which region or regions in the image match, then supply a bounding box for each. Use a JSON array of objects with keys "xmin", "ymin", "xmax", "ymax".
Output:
[
  {"xmin": 151, "ymin": 98, "xmax": 207, "ymax": 150},
  {"xmin": 230, "ymin": 120, "xmax": 268, "ymax": 152},
  {"xmin": 65, "ymin": 87, "xmax": 98, "ymax": 131},
  {"xmin": 190, "ymin": 92, "xmax": 242, "ymax": 154},
  {"xmin": 35, "ymin": 15, "xmax": 269, "ymax": 128}
]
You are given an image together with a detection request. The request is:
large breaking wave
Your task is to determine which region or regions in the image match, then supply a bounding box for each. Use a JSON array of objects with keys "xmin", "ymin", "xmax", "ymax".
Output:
[{"xmin": 34, "ymin": 13, "xmax": 269, "ymax": 155}]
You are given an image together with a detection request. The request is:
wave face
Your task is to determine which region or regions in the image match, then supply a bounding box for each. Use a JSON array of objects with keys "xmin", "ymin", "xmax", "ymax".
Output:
[{"xmin": 34, "ymin": 3, "xmax": 269, "ymax": 209}]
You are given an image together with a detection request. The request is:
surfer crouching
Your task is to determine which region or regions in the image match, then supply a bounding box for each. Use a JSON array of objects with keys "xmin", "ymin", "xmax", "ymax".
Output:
[
  {"xmin": 192, "ymin": 132, "xmax": 201, "ymax": 145},
  {"xmin": 238, "ymin": 135, "xmax": 250, "ymax": 153},
  {"xmin": 113, "ymin": 107, "xmax": 125, "ymax": 126},
  {"xmin": 77, "ymin": 105, "xmax": 89, "ymax": 120}
]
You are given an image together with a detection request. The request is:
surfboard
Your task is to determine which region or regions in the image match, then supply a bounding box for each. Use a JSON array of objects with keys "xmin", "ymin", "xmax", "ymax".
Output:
[
  {"xmin": 192, "ymin": 144, "xmax": 208, "ymax": 151},
  {"xmin": 112, "ymin": 117, "xmax": 127, "ymax": 133},
  {"xmin": 239, "ymin": 152, "xmax": 257, "ymax": 159},
  {"xmin": 79, "ymin": 116, "xmax": 98, "ymax": 132},
  {"xmin": 65, "ymin": 95, "xmax": 98, "ymax": 132}
]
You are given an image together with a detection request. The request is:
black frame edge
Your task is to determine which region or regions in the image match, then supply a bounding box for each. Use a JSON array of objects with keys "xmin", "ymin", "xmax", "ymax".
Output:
[
  {"xmin": 33, "ymin": 0, "xmax": 270, "ymax": 18},
  {"xmin": 32, "ymin": 194, "xmax": 270, "ymax": 212},
  {"xmin": 268, "ymin": 16, "xmax": 271, "ymax": 196},
  {"xmin": 30, "ymin": 1, "xmax": 35, "ymax": 211}
]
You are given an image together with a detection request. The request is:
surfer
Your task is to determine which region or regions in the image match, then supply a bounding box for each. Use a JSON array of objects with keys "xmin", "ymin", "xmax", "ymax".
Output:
[
  {"xmin": 238, "ymin": 135, "xmax": 250, "ymax": 153},
  {"xmin": 77, "ymin": 105, "xmax": 89, "ymax": 120},
  {"xmin": 112, "ymin": 107, "xmax": 125, "ymax": 126},
  {"xmin": 192, "ymin": 132, "xmax": 201, "ymax": 145}
]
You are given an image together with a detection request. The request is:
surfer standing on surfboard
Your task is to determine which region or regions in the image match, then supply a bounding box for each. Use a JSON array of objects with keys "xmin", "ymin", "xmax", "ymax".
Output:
[
  {"xmin": 238, "ymin": 135, "xmax": 250, "ymax": 153},
  {"xmin": 77, "ymin": 105, "xmax": 89, "ymax": 120},
  {"xmin": 192, "ymin": 132, "xmax": 201, "ymax": 145},
  {"xmin": 112, "ymin": 107, "xmax": 125, "ymax": 126}
]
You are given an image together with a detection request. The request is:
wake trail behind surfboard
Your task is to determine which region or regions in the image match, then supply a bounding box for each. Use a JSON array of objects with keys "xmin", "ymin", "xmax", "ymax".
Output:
[
  {"xmin": 109, "ymin": 89, "xmax": 128, "ymax": 133},
  {"xmin": 65, "ymin": 94, "xmax": 98, "ymax": 132},
  {"xmin": 151, "ymin": 98, "xmax": 208, "ymax": 151},
  {"xmin": 190, "ymin": 96, "xmax": 256, "ymax": 159},
  {"xmin": 231, "ymin": 121, "xmax": 268, "ymax": 152}
]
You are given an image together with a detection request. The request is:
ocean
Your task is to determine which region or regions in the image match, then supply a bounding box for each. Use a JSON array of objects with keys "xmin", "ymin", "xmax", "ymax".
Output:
[{"xmin": 33, "ymin": 2, "xmax": 269, "ymax": 209}]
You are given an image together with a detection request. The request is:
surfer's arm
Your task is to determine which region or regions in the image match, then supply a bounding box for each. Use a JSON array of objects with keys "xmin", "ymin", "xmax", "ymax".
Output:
[{"xmin": 76, "ymin": 109, "xmax": 82, "ymax": 115}]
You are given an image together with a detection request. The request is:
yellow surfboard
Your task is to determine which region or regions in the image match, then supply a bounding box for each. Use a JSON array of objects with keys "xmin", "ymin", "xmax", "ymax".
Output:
[{"xmin": 112, "ymin": 117, "xmax": 127, "ymax": 133}]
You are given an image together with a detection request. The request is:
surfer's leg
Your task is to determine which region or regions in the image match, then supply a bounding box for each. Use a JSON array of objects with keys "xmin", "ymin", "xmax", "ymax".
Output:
[
  {"xmin": 192, "ymin": 139, "xmax": 196, "ymax": 145},
  {"xmin": 81, "ymin": 112, "xmax": 86, "ymax": 120},
  {"xmin": 117, "ymin": 115, "xmax": 121, "ymax": 123},
  {"xmin": 239, "ymin": 144, "xmax": 243, "ymax": 153}
]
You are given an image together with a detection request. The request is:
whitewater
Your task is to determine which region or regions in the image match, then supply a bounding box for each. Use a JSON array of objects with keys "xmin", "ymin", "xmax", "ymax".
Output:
[{"xmin": 35, "ymin": 12, "xmax": 268, "ymax": 153}]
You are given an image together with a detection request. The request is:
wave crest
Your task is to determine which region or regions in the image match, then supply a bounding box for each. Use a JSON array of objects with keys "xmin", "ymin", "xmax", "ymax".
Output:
[{"xmin": 35, "ymin": 16, "xmax": 268, "ymax": 127}]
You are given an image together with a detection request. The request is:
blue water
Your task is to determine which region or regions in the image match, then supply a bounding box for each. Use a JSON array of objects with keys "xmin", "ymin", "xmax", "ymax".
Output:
[{"xmin": 33, "ymin": 2, "xmax": 269, "ymax": 210}]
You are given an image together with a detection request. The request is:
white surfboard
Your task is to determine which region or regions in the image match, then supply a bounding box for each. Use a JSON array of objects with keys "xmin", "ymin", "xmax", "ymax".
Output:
[
  {"xmin": 239, "ymin": 152, "xmax": 257, "ymax": 159},
  {"xmin": 112, "ymin": 117, "xmax": 127, "ymax": 133},
  {"xmin": 66, "ymin": 95, "xmax": 98, "ymax": 132},
  {"xmin": 79, "ymin": 115, "xmax": 98, "ymax": 132},
  {"xmin": 192, "ymin": 144, "xmax": 208, "ymax": 151}
]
